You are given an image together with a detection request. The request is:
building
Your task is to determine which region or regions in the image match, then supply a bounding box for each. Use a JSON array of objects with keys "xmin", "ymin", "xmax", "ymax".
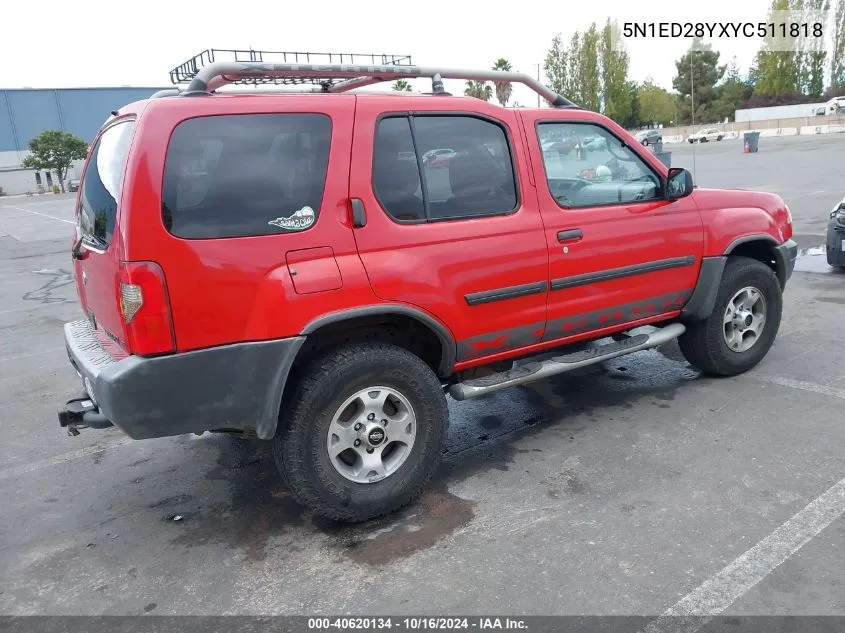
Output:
[
  {"xmin": 1, "ymin": 87, "xmax": 166, "ymax": 195},
  {"xmin": 734, "ymin": 101, "xmax": 831, "ymax": 123}
]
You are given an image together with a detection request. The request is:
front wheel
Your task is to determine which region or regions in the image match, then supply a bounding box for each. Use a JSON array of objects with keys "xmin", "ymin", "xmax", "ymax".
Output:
[
  {"xmin": 274, "ymin": 342, "xmax": 449, "ymax": 522},
  {"xmin": 679, "ymin": 257, "xmax": 783, "ymax": 376}
]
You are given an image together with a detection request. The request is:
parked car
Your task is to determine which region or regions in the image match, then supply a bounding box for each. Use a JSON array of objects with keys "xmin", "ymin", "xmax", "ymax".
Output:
[
  {"xmin": 827, "ymin": 195, "xmax": 845, "ymax": 268},
  {"xmin": 582, "ymin": 136, "xmax": 608, "ymax": 151},
  {"xmin": 687, "ymin": 128, "xmax": 724, "ymax": 143},
  {"xmin": 58, "ymin": 60, "xmax": 797, "ymax": 522},
  {"xmin": 634, "ymin": 129, "xmax": 661, "ymax": 146},
  {"xmin": 825, "ymin": 97, "xmax": 845, "ymax": 114},
  {"xmin": 421, "ymin": 148, "xmax": 457, "ymax": 167},
  {"xmin": 67, "ymin": 179, "xmax": 80, "ymax": 192}
]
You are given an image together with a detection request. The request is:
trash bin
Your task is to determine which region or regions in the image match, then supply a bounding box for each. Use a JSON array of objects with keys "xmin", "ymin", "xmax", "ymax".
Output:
[
  {"xmin": 654, "ymin": 151, "xmax": 672, "ymax": 168},
  {"xmin": 743, "ymin": 131, "xmax": 760, "ymax": 153}
]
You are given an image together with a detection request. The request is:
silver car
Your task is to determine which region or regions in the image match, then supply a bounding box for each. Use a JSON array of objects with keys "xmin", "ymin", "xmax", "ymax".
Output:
[{"xmin": 634, "ymin": 129, "xmax": 661, "ymax": 146}]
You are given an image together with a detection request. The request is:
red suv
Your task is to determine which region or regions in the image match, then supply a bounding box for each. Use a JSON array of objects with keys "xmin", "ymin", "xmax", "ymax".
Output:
[{"xmin": 59, "ymin": 53, "xmax": 797, "ymax": 522}]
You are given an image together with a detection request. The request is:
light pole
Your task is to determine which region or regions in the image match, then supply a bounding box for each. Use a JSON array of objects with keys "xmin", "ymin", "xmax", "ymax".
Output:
[{"xmin": 535, "ymin": 63, "xmax": 541, "ymax": 107}]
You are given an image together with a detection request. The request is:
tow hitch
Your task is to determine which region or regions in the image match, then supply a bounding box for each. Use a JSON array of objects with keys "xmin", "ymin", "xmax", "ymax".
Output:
[{"xmin": 58, "ymin": 396, "xmax": 113, "ymax": 436}]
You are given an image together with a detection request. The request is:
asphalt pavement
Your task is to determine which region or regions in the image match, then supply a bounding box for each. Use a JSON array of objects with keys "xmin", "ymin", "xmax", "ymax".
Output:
[{"xmin": 0, "ymin": 135, "xmax": 843, "ymax": 620}]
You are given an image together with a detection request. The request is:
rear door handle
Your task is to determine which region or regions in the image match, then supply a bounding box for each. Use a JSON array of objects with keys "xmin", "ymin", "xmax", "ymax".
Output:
[
  {"xmin": 557, "ymin": 229, "xmax": 583, "ymax": 242},
  {"xmin": 350, "ymin": 198, "xmax": 367, "ymax": 228}
]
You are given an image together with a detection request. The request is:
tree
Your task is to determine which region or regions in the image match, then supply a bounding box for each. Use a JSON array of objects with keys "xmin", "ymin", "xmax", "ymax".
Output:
[
  {"xmin": 392, "ymin": 79, "xmax": 412, "ymax": 92},
  {"xmin": 544, "ymin": 34, "xmax": 568, "ymax": 97},
  {"xmin": 711, "ymin": 58, "xmax": 754, "ymax": 121},
  {"xmin": 21, "ymin": 130, "xmax": 88, "ymax": 193},
  {"xmin": 637, "ymin": 79, "xmax": 677, "ymax": 125},
  {"xmin": 752, "ymin": 0, "xmax": 801, "ymax": 96},
  {"xmin": 464, "ymin": 80, "xmax": 493, "ymax": 101},
  {"xmin": 567, "ymin": 31, "xmax": 583, "ymax": 104},
  {"xmin": 578, "ymin": 24, "xmax": 602, "ymax": 112},
  {"xmin": 600, "ymin": 19, "xmax": 633, "ymax": 124},
  {"xmin": 672, "ymin": 40, "xmax": 726, "ymax": 123},
  {"xmin": 831, "ymin": 0, "xmax": 845, "ymax": 89},
  {"xmin": 491, "ymin": 58, "xmax": 513, "ymax": 106}
]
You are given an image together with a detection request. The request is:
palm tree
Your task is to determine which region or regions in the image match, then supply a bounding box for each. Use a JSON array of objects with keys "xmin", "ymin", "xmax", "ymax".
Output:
[
  {"xmin": 464, "ymin": 80, "xmax": 493, "ymax": 101},
  {"xmin": 492, "ymin": 58, "xmax": 513, "ymax": 107},
  {"xmin": 393, "ymin": 79, "xmax": 412, "ymax": 92}
]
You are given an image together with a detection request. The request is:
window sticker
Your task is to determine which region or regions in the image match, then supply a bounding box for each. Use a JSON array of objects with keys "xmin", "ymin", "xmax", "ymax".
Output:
[{"xmin": 268, "ymin": 206, "xmax": 316, "ymax": 231}]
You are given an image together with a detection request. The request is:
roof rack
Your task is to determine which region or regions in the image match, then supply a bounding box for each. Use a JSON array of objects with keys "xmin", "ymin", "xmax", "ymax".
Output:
[{"xmin": 163, "ymin": 48, "xmax": 578, "ymax": 108}]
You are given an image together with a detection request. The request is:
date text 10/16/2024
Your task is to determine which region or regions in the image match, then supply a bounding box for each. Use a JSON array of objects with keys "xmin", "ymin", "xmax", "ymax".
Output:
[{"xmin": 308, "ymin": 617, "xmax": 528, "ymax": 630}]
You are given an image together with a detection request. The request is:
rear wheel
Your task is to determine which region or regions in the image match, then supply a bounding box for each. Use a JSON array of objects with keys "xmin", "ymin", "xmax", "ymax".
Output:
[
  {"xmin": 274, "ymin": 342, "xmax": 448, "ymax": 522},
  {"xmin": 679, "ymin": 257, "xmax": 782, "ymax": 376}
]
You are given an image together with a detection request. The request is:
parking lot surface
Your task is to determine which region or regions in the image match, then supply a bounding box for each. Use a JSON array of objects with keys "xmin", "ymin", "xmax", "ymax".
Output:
[{"xmin": 1, "ymin": 134, "xmax": 844, "ymax": 617}]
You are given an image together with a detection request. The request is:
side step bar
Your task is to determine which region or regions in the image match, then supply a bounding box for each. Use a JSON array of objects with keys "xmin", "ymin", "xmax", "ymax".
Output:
[{"xmin": 449, "ymin": 323, "xmax": 686, "ymax": 401}]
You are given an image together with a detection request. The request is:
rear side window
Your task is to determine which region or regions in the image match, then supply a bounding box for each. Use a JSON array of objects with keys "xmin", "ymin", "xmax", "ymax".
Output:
[
  {"xmin": 78, "ymin": 120, "xmax": 135, "ymax": 248},
  {"xmin": 373, "ymin": 114, "xmax": 517, "ymax": 223},
  {"xmin": 162, "ymin": 113, "xmax": 332, "ymax": 239}
]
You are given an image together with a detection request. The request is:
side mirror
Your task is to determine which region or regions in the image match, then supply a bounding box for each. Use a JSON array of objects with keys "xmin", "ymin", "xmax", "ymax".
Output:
[{"xmin": 666, "ymin": 167, "xmax": 694, "ymax": 200}]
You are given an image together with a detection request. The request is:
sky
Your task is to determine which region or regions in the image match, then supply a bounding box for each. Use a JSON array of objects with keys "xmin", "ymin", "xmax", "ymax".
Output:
[{"xmin": 0, "ymin": 0, "xmax": 795, "ymax": 102}]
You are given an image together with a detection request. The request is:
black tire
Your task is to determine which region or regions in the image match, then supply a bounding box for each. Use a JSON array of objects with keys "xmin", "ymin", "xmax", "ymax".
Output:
[
  {"xmin": 717, "ymin": 135, "xmax": 723, "ymax": 141},
  {"xmin": 678, "ymin": 256, "xmax": 782, "ymax": 376},
  {"xmin": 274, "ymin": 342, "xmax": 448, "ymax": 522}
]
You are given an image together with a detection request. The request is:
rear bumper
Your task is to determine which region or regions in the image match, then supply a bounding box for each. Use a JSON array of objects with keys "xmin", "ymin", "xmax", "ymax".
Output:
[{"xmin": 60, "ymin": 320, "xmax": 305, "ymax": 440}]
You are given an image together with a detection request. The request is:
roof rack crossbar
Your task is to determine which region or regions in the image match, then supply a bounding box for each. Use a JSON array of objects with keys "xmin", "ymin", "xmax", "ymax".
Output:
[{"xmin": 180, "ymin": 62, "xmax": 576, "ymax": 107}]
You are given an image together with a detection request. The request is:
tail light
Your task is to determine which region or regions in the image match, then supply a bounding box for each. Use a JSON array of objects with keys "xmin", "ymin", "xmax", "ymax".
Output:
[{"xmin": 118, "ymin": 261, "xmax": 175, "ymax": 355}]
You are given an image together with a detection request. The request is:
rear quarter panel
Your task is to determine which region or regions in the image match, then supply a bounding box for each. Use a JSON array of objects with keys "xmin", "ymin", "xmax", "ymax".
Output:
[{"xmin": 121, "ymin": 95, "xmax": 377, "ymax": 352}]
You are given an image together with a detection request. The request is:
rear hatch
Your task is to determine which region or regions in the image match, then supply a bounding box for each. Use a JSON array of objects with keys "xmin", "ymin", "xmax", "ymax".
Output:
[{"xmin": 71, "ymin": 117, "xmax": 137, "ymax": 359}]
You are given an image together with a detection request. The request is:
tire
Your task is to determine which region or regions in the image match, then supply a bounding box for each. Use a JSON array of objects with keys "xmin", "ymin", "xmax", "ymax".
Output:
[
  {"xmin": 717, "ymin": 135, "xmax": 723, "ymax": 141},
  {"xmin": 642, "ymin": 139, "xmax": 649, "ymax": 146},
  {"xmin": 678, "ymin": 256, "xmax": 782, "ymax": 376},
  {"xmin": 274, "ymin": 342, "xmax": 449, "ymax": 522}
]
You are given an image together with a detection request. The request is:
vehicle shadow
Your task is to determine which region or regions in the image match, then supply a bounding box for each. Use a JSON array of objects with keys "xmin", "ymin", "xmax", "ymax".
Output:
[{"xmin": 164, "ymin": 342, "xmax": 700, "ymax": 566}]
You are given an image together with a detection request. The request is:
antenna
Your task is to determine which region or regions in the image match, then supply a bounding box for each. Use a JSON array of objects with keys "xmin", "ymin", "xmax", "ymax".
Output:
[{"xmin": 690, "ymin": 46, "xmax": 697, "ymax": 181}]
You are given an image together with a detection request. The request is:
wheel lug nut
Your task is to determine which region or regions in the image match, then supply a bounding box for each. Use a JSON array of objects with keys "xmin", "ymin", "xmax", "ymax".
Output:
[
  {"xmin": 367, "ymin": 448, "xmax": 374, "ymax": 454},
  {"xmin": 367, "ymin": 413, "xmax": 375, "ymax": 420},
  {"xmin": 354, "ymin": 423, "xmax": 362, "ymax": 431},
  {"xmin": 354, "ymin": 439, "xmax": 361, "ymax": 447}
]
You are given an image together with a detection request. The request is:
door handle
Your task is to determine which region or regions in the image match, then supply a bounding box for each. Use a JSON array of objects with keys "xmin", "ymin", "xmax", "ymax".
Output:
[
  {"xmin": 557, "ymin": 229, "xmax": 583, "ymax": 242},
  {"xmin": 350, "ymin": 198, "xmax": 367, "ymax": 228}
]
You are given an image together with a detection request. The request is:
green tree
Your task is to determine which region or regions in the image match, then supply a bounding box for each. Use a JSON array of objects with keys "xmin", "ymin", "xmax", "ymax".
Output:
[
  {"xmin": 831, "ymin": 0, "xmax": 845, "ymax": 89},
  {"xmin": 567, "ymin": 31, "xmax": 583, "ymax": 104},
  {"xmin": 544, "ymin": 34, "xmax": 569, "ymax": 97},
  {"xmin": 464, "ymin": 80, "xmax": 493, "ymax": 101},
  {"xmin": 672, "ymin": 40, "xmax": 727, "ymax": 123},
  {"xmin": 637, "ymin": 79, "xmax": 677, "ymax": 125},
  {"xmin": 752, "ymin": 0, "xmax": 801, "ymax": 96},
  {"xmin": 625, "ymin": 81, "xmax": 642, "ymax": 128},
  {"xmin": 578, "ymin": 24, "xmax": 602, "ymax": 112},
  {"xmin": 491, "ymin": 58, "xmax": 513, "ymax": 106},
  {"xmin": 600, "ymin": 19, "xmax": 632, "ymax": 123},
  {"xmin": 21, "ymin": 130, "xmax": 88, "ymax": 193},
  {"xmin": 392, "ymin": 79, "xmax": 412, "ymax": 92},
  {"xmin": 711, "ymin": 58, "xmax": 755, "ymax": 121}
]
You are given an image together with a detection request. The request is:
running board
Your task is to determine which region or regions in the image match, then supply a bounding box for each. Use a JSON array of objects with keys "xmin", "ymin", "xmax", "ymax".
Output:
[{"xmin": 449, "ymin": 323, "xmax": 686, "ymax": 401}]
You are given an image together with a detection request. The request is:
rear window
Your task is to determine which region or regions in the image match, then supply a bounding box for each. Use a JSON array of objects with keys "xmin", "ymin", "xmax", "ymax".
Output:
[
  {"xmin": 161, "ymin": 113, "xmax": 332, "ymax": 239},
  {"xmin": 78, "ymin": 119, "xmax": 136, "ymax": 248}
]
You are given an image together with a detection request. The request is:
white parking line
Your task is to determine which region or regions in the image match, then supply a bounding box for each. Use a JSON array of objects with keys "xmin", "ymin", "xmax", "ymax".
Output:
[
  {"xmin": 3, "ymin": 204, "xmax": 74, "ymax": 225},
  {"xmin": 753, "ymin": 375, "xmax": 845, "ymax": 400},
  {"xmin": 643, "ymin": 476, "xmax": 845, "ymax": 633},
  {"xmin": 0, "ymin": 437, "xmax": 134, "ymax": 481}
]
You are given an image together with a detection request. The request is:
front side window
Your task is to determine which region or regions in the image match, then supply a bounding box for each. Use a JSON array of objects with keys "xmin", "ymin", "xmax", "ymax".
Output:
[
  {"xmin": 373, "ymin": 114, "xmax": 517, "ymax": 223},
  {"xmin": 78, "ymin": 119, "xmax": 136, "ymax": 248},
  {"xmin": 537, "ymin": 122, "xmax": 662, "ymax": 209},
  {"xmin": 162, "ymin": 113, "xmax": 332, "ymax": 239}
]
